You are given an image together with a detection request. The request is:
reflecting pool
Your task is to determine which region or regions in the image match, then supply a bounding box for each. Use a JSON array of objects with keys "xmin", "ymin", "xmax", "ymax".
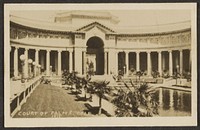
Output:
[{"xmin": 154, "ymin": 88, "xmax": 191, "ymax": 116}]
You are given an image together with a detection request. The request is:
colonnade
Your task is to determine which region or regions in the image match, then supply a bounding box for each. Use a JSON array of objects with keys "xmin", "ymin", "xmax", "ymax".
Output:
[
  {"xmin": 116, "ymin": 49, "xmax": 190, "ymax": 76},
  {"xmin": 11, "ymin": 46, "xmax": 73, "ymax": 78},
  {"xmin": 11, "ymin": 45, "xmax": 190, "ymax": 78}
]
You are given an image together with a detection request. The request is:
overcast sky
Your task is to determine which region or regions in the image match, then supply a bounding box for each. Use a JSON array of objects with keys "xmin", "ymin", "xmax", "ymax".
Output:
[{"xmin": 11, "ymin": 10, "xmax": 191, "ymax": 27}]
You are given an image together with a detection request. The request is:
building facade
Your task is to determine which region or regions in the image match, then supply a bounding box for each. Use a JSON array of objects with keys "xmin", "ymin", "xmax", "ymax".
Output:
[{"xmin": 10, "ymin": 11, "xmax": 191, "ymax": 78}]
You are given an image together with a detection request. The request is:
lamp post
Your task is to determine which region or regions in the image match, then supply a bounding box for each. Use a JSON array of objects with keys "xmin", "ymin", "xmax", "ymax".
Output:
[
  {"xmin": 20, "ymin": 54, "xmax": 26, "ymax": 83},
  {"xmin": 123, "ymin": 66, "xmax": 126, "ymax": 77},
  {"xmin": 28, "ymin": 59, "xmax": 33, "ymax": 79},
  {"xmin": 38, "ymin": 64, "xmax": 41, "ymax": 75},
  {"xmin": 36, "ymin": 64, "xmax": 39, "ymax": 76},
  {"xmin": 32, "ymin": 61, "xmax": 36, "ymax": 77},
  {"xmin": 176, "ymin": 65, "xmax": 179, "ymax": 85},
  {"xmin": 50, "ymin": 65, "xmax": 52, "ymax": 76}
]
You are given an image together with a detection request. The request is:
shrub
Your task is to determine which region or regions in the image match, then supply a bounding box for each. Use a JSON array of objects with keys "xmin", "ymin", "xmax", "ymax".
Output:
[
  {"xmin": 162, "ymin": 70, "xmax": 170, "ymax": 78},
  {"xmin": 152, "ymin": 70, "xmax": 160, "ymax": 78},
  {"xmin": 112, "ymin": 80, "xmax": 159, "ymax": 117}
]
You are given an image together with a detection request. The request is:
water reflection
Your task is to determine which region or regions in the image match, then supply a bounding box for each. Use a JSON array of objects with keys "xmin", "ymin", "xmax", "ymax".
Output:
[{"xmin": 155, "ymin": 88, "xmax": 191, "ymax": 116}]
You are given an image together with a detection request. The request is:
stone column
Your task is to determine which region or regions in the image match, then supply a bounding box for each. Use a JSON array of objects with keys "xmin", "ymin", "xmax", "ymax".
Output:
[
  {"xmin": 162, "ymin": 53, "xmax": 166, "ymax": 72},
  {"xmin": 169, "ymin": 50, "xmax": 173, "ymax": 76},
  {"xmin": 147, "ymin": 51, "xmax": 151, "ymax": 76},
  {"xmin": 69, "ymin": 49, "xmax": 73, "ymax": 73},
  {"xmin": 14, "ymin": 46, "xmax": 19, "ymax": 77},
  {"xmin": 35, "ymin": 49, "xmax": 39, "ymax": 65},
  {"xmin": 104, "ymin": 52, "xmax": 108, "ymax": 75},
  {"xmin": 115, "ymin": 51, "xmax": 118, "ymax": 75},
  {"xmin": 107, "ymin": 51, "xmax": 110, "ymax": 75},
  {"xmin": 159, "ymin": 87, "xmax": 163, "ymax": 107},
  {"xmin": 179, "ymin": 50, "xmax": 183, "ymax": 75},
  {"xmin": 24, "ymin": 48, "xmax": 29, "ymax": 79},
  {"xmin": 34, "ymin": 49, "xmax": 39, "ymax": 76},
  {"xmin": 136, "ymin": 51, "xmax": 140, "ymax": 71},
  {"xmin": 58, "ymin": 50, "xmax": 62, "ymax": 76},
  {"xmin": 82, "ymin": 51, "xmax": 86, "ymax": 75},
  {"xmin": 125, "ymin": 51, "xmax": 129, "ymax": 76},
  {"xmin": 46, "ymin": 49, "xmax": 50, "ymax": 76},
  {"xmin": 177, "ymin": 91, "xmax": 180, "ymax": 106},
  {"xmin": 189, "ymin": 49, "xmax": 191, "ymax": 72},
  {"xmin": 169, "ymin": 89, "xmax": 174, "ymax": 110},
  {"xmin": 40, "ymin": 51, "xmax": 45, "ymax": 70},
  {"xmin": 158, "ymin": 51, "xmax": 162, "ymax": 76}
]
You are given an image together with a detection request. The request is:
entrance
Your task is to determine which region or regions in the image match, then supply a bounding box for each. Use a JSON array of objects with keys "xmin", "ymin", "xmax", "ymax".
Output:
[{"xmin": 86, "ymin": 36, "xmax": 104, "ymax": 75}]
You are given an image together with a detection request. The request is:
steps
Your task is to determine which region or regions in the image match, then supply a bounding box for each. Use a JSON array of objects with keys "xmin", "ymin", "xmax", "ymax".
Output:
[{"xmin": 91, "ymin": 75, "xmax": 117, "ymax": 85}]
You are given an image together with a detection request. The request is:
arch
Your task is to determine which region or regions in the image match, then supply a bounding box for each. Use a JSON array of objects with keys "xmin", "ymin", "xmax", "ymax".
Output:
[
  {"xmin": 86, "ymin": 36, "xmax": 104, "ymax": 75},
  {"xmin": 86, "ymin": 36, "xmax": 104, "ymax": 48}
]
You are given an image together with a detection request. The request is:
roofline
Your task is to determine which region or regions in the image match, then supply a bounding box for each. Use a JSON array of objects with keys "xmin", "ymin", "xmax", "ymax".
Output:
[
  {"xmin": 11, "ymin": 21, "xmax": 191, "ymax": 37},
  {"xmin": 107, "ymin": 28, "xmax": 191, "ymax": 37},
  {"xmin": 10, "ymin": 21, "xmax": 85, "ymax": 35}
]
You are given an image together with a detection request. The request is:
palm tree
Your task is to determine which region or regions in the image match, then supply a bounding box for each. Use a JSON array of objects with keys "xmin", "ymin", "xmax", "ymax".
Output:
[
  {"xmin": 74, "ymin": 76, "xmax": 82, "ymax": 94},
  {"xmin": 112, "ymin": 80, "xmax": 158, "ymax": 117},
  {"xmin": 63, "ymin": 71, "xmax": 81, "ymax": 93},
  {"xmin": 86, "ymin": 61, "xmax": 95, "ymax": 78},
  {"xmin": 136, "ymin": 71, "xmax": 143, "ymax": 84},
  {"xmin": 81, "ymin": 76, "xmax": 91, "ymax": 100},
  {"xmin": 62, "ymin": 70, "xmax": 72, "ymax": 87},
  {"xmin": 91, "ymin": 81, "xmax": 110, "ymax": 115},
  {"xmin": 152, "ymin": 70, "xmax": 160, "ymax": 78}
]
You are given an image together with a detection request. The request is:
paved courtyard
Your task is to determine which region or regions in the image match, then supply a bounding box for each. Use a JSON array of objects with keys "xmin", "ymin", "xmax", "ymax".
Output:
[{"xmin": 14, "ymin": 83, "xmax": 93, "ymax": 118}]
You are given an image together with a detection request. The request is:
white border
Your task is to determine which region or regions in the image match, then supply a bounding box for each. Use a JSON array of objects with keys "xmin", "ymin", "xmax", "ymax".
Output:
[{"xmin": 4, "ymin": 3, "xmax": 197, "ymax": 127}]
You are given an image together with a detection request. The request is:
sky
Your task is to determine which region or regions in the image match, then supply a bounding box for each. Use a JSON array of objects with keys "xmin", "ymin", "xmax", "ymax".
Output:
[{"xmin": 11, "ymin": 10, "xmax": 191, "ymax": 27}]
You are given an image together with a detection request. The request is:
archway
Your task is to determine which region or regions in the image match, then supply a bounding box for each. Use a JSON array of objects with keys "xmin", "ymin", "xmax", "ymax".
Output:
[{"xmin": 86, "ymin": 36, "xmax": 104, "ymax": 75}]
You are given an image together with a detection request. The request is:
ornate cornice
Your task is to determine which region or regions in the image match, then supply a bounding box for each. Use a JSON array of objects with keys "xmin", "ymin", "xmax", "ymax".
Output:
[
  {"xmin": 106, "ymin": 28, "xmax": 191, "ymax": 37},
  {"xmin": 10, "ymin": 21, "xmax": 85, "ymax": 35},
  {"xmin": 11, "ymin": 21, "xmax": 190, "ymax": 39}
]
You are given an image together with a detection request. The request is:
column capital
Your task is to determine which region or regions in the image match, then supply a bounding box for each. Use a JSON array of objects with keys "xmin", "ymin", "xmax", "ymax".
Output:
[
  {"xmin": 46, "ymin": 49, "xmax": 51, "ymax": 52},
  {"xmin": 24, "ymin": 47, "xmax": 29, "ymax": 51},
  {"xmin": 35, "ymin": 48, "xmax": 40, "ymax": 51},
  {"xmin": 14, "ymin": 46, "xmax": 19, "ymax": 49},
  {"xmin": 135, "ymin": 51, "xmax": 140, "ymax": 54},
  {"xmin": 125, "ymin": 51, "xmax": 130, "ymax": 54},
  {"xmin": 58, "ymin": 50, "xmax": 62, "ymax": 53},
  {"xmin": 104, "ymin": 49, "xmax": 109, "ymax": 52},
  {"xmin": 82, "ymin": 49, "xmax": 87, "ymax": 52},
  {"xmin": 179, "ymin": 49, "xmax": 183, "ymax": 52},
  {"xmin": 146, "ymin": 51, "xmax": 151, "ymax": 54},
  {"xmin": 168, "ymin": 50, "xmax": 172, "ymax": 53},
  {"xmin": 67, "ymin": 48, "xmax": 73, "ymax": 53},
  {"xmin": 157, "ymin": 50, "xmax": 162, "ymax": 53}
]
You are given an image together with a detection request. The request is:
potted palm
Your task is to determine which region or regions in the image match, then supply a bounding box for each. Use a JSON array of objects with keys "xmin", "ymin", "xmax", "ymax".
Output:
[
  {"xmin": 81, "ymin": 76, "xmax": 91, "ymax": 101},
  {"xmin": 91, "ymin": 81, "xmax": 110, "ymax": 115},
  {"xmin": 136, "ymin": 71, "xmax": 143, "ymax": 85}
]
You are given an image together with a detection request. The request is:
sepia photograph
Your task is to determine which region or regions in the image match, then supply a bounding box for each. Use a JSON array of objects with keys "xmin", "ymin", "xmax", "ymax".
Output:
[{"xmin": 4, "ymin": 3, "xmax": 197, "ymax": 127}]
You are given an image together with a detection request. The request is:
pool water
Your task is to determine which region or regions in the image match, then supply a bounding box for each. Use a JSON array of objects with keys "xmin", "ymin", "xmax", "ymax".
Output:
[{"xmin": 154, "ymin": 88, "xmax": 191, "ymax": 116}]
